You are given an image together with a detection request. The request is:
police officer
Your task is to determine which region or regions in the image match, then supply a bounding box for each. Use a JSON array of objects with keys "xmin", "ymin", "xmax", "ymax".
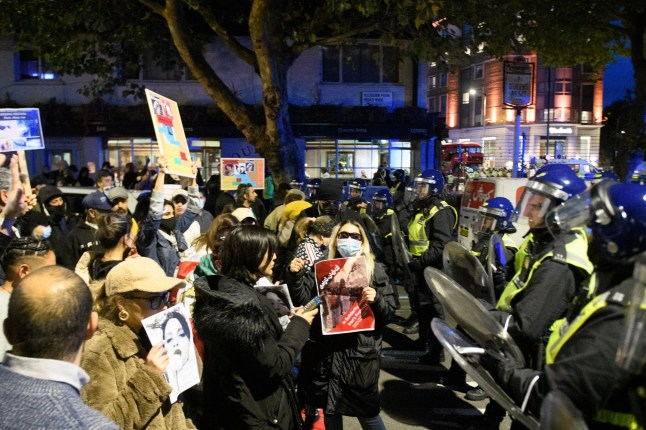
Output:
[
  {"xmin": 386, "ymin": 168, "xmax": 408, "ymax": 208},
  {"xmin": 406, "ymin": 169, "xmax": 457, "ymax": 363},
  {"xmin": 371, "ymin": 189, "xmax": 398, "ymax": 306},
  {"xmin": 470, "ymin": 197, "xmax": 518, "ymax": 297},
  {"xmin": 496, "ymin": 167, "xmax": 594, "ymax": 365},
  {"xmin": 306, "ymin": 178, "xmax": 321, "ymax": 203},
  {"xmin": 344, "ymin": 178, "xmax": 370, "ymax": 214},
  {"xmin": 289, "ymin": 178, "xmax": 304, "ymax": 190},
  {"xmin": 483, "ymin": 181, "xmax": 646, "ymax": 428}
]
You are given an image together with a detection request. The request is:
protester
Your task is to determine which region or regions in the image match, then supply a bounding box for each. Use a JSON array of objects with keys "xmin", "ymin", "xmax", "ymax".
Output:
[
  {"xmin": 81, "ymin": 257, "xmax": 195, "ymax": 429},
  {"xmin": 37, "ymin": 184, "xmax": 79, "ymax": 266},
  {"xmin": 264, "ymin": 188, "xmax": 305, "ymax": 234},
  {"xmin": 137, "ymin": 155, "xmax": 200, "ymax": 276},
  {"xmin": 95, "ymin": 169, "xmax": 114, "ymax": 192},
  {"xmin": 65, "ymin": 190, "xmax": 113, "ymax": 269},
  {"xmin": 0, "ymin": 266, "xmax": 119, "ymax": 429},
  {"xmin": 75, "ymin": 212, "xmax": 138, "ymax": 295},
  {"xmin": 75, "ymin": 166, "xmax": 95, "ymax": 187},
  {"xmin": 0, "ymin": 238, "xmax": 55, "ymax": 360},
  {"xmin": 193, "ymin": 225, "xmax": 318, "ymax": 429},
  {"xmin": 287, "ymin": 220, "xmax": 396, "ymax": 429}
]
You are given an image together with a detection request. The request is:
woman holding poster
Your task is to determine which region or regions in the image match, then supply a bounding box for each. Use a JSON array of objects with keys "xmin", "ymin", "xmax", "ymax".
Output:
[
  {"xmin": 193, "ymin": 225, "xmax": 319, "ymax": 429},
  {"xmin": 287, "ymin": 220, "xmax": 397, "ymax": 430}
]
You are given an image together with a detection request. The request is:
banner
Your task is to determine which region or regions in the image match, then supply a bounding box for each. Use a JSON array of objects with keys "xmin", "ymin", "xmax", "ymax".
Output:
[
  {"xmin": 314, "ymin": 256, "xmax": 375, "ymax": 335},
  {"xmin": 0, "ymin": 108, "xmax": 45, "ymax": 152},
  {"xmin": 220, "ymin": 157, "xmax": 265, "ymax": 190},
  {"xmin": 145, "ymin": 89, "xmax": 193, "ymax": 178}
]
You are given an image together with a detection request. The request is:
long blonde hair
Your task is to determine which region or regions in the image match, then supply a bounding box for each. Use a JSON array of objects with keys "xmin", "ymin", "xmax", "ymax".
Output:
[{"xmin": 327, "ymin": 220, "xmax": 374, "ymax": 282}]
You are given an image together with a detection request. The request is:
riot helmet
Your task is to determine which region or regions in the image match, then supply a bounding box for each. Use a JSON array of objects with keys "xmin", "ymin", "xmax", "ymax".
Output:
[
  {"xmin": 289, "ymin": 179, "xmax": 303, "ymax": 190},
  {"xmin": 511, "ymin": 168, "xmax": 585, "ymax": 230},
  {"xmin": 348, "ymin": 178, "xmax": 367, "ymax": 198},
  {"xmin": 372, "ymin": 189, "xmax": 393, "ymax": 215},
  {"xmin": 474, "ymin": 197, "xmax": 516, "ymax": 237},
  {"xmin": 307, "ymin": 178, "xmax": 321, "ymax": 200},
  {"xmin": 412, "ymin": 169, "xmax": 444, "ymax": 201}
]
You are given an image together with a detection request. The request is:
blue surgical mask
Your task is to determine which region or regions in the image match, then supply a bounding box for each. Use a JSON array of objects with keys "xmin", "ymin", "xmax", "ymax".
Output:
[
  {"xmin": 337, "ymin": 238, "xmax": 361, "ymax": 258},
  {"xmin": 40, "ymin": 226, "xmax": 52, "ymax": 240}
]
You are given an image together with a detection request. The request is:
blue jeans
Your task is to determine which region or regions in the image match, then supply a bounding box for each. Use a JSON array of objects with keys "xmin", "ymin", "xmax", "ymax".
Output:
[{"xmin": 324, "ymin": 413, "xmax": 387, "ymax": 430}]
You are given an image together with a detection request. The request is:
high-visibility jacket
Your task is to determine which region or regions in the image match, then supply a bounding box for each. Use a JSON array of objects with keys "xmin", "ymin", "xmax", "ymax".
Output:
[
  {"xmin": 497, "ymin": 231, "xmax": 593, "ymax": 313},
  {"xmin": 545, "ymin": 280, "xmax": 644, "ymax": 429},
  {"xmin": 407, "ymin": 201, "xmax": 457, "ymax": 256}
]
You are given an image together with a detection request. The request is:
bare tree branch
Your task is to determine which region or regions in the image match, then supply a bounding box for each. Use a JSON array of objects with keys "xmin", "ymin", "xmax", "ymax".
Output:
[{"xmin": 137, "ymin": 0, "xmax": 164, "ymax": 16}]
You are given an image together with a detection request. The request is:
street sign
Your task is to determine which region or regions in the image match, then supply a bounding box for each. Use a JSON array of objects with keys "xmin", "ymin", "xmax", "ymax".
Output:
[{"xmin": 503, "ymin": 57, "xmax": 534, "ymax": 107}]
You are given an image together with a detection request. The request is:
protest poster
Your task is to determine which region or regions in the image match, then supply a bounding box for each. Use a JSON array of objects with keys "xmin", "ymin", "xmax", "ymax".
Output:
[
  {"xmin": 220, "ymin": 157, "xmax": 265, "ymax": 190},
  {"xmin": 0, "ymin": 108, "xmax": 45, "ymax": 152},
  {"xmin": 144, "ymin": 89, "xmax": 193, "ymax": 178},
  {"xmin": 314, "ymin": 256, "xmax": 375, "ymax": 335},
  {"xmin": 142, "ymin": 304, "xmax": 200, "ymax": 403},
  {"xmin": 255, "ymin": 276, "xmax": 295, "ymax": 331}
]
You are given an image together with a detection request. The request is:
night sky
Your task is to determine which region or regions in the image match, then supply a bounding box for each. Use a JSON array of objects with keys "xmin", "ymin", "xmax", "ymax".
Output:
[{"xmin": 603, "ymin": 55, "xmax": 635, "ymax": 107}]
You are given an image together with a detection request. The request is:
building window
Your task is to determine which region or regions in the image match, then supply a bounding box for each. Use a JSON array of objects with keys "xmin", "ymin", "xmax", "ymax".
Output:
[
  {"xmin": 429, "ymin": 75, "xmax": 437, "ymax": 89},
  {"xmin": 474, "ymin": 64, "xmax": 484, "ymax": 79},
  {"xmin": 483, "ymin": 139, "xmax": 496, "ymax": 167},
  {"xmin": 429, "ymin": 96, "xmax": 436, "ymax": 112},
  {"xmin": 16, "ymin": 50, "xmax": 59, "ymax": 80},
  {"xmin": 439, "ymin": 95, "xmax": 447, "ymax": 117},
  {"xmin": 439, "ymin": 73, "xmax": 448, "ymax": 87},
  {"xmin": 580, "ymin": 136, "xmax": 591, "ymax": 160},
  {"xmin": 462, "ymin": 92, "xmax": 470, "ymax": 104},
  {"xmin": 322, "ymin": 45, "xmax": 399, "ymax": 84},
  {"xmin": 555, "ymin": 80, "xmax": 572, "ymax": 95}
]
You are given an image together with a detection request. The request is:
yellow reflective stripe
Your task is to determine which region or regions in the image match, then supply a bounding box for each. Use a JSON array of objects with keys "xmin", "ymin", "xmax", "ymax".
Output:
[
  {"xmin": 594, "ymin": 408, "xmax": 639, "ymax": 429},
  {"xmin": 545, "ymin": 291, "xmax": 610, "ymax": 364}
]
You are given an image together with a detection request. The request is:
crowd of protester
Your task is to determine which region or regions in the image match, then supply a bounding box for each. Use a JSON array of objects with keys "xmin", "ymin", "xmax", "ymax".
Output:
[{"xmin": 0, "ymin": 152, "xmax": 645, "ymax": 430}]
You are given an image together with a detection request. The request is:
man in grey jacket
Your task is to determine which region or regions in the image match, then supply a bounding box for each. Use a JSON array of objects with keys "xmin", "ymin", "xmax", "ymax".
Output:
[{"xmin": 0, "ymin": 265, "xmax": 119, "ymax": 429}]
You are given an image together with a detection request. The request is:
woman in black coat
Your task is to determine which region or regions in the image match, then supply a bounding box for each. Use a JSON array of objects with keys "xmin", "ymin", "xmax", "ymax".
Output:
[
  {"xmin": 287, "ymin": 220, "xmax": 396, "ymax": 430},
  {"xmin": 193, "ymin": 226, "xmax": 319, "ymax": 429}
]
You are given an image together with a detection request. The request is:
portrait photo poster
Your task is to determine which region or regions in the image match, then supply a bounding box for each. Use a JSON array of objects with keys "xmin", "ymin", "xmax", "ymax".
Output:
[
  {"xmin": 142, "ymin": 304, "xmax": 200, "ymax": 403},
  {"xmin": 220, "ymin": 157, "xmax": 265, "ymax": 191},
  {"xmin": 314, "ymin": 256, "xmax": 375, "ymax": 335},
  {"xmin": 0, "ymin": 108, "xmax": 45, "ymax": 153},
  {"xmin": 144, "ymin": 89, "xmax": 194, "ymax": 178},
  {"xmin": 254, "ymin": 277, "xmax": 295, "ymax": 331}
]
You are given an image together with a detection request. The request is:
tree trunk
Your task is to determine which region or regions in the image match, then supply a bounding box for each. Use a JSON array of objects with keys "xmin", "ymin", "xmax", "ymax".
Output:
[{"xmin": 249, "ymin": 0, "xmax": 304, "ymax": 186}]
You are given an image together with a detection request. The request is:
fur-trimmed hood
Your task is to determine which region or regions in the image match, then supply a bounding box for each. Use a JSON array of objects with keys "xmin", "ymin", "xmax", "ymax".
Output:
[{"xmin": 193, "ymin": 276, "xmax": 271, "ymax": 355}]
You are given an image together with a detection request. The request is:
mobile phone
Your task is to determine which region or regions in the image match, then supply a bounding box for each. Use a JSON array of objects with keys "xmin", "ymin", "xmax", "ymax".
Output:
[{"xmin": 302, "ymin": 296, "xmax": 321, "ymax": 312}]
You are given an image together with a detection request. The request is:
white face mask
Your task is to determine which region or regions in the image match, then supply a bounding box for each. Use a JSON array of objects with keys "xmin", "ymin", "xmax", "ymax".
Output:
[
  {"xmin": 38, "ymin": 225, "xmax": 52, "ymax": 240},
  {"xmin": 198, "ymin": 198, "xmax": 205, "ymax": 209}
]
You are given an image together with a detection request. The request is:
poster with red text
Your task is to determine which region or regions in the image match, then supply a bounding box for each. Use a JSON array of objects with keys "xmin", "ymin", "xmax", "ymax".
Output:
[
  {"xmin": 145, "ymin": 89, "xmax": 193, "ymax": 178},
  {"xmin": 314, "ymin": 256, "xmax": 374, "ymax": 335}
]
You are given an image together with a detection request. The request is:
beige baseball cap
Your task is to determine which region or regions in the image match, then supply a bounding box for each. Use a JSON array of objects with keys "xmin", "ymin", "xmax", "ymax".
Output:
[{"xmin": 105, "ymin": 257, "xmax": 184, "ymax": 296}]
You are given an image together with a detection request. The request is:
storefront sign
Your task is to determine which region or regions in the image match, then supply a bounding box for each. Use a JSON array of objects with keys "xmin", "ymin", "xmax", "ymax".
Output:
[
  {"xmin": 548, "ymin": 127, "xmax": 573, "ymax": 135},
  {"xmin": 361, "ymin": 92, "xmax": 392, "ymax": 108},
  {"xmin": 220, "ymin": 158, "xmax": 265, "ymax": 190},
  {"xmin": 145, "ymin": 89, "xmax": 193, "ymax": 178},
  {"xmin": 503, "ymin": 58, "xmax": 534, "ymax": 107},
  {"xmin": 0, "ymin": 108, "xmax": 45, "ymax": 152}
]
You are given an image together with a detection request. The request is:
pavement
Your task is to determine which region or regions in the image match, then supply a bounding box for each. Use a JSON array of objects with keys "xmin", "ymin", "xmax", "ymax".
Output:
[{"xmin": 338, "ymin": 286, "xmax": 513, "ymax": 430}]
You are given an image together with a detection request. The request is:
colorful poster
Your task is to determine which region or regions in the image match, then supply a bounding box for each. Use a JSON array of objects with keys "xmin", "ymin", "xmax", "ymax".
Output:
[
  {"xmin": 220, "ymin": 158, "xmax": 265, "ymax": 190},
  {"xmin": 314, "ymin": 256, "xmax": 375, "ymax": 335},
  {"xmin": 142, "ymin": 304, "xmax": 200, "ymax": 403},
  {"xmin": 145, "ymin": 89, "xmax": 193, "ymax": 178},
  {"xmin": 0, "ymin": 108, "xmax": 45, "ymax": 152},
  {"xmin": 255, "ymin": 276, "xmax": 295, "ymax": 331}
]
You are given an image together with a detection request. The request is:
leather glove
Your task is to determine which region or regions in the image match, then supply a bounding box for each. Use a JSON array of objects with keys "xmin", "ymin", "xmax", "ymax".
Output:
[
  {"xmin": 480, "ymin": 350, "xmax": 524, "ymax": 386},
  {"xmin": 408, "ymin": 257, "xmax": 423, "ymax": 273}
]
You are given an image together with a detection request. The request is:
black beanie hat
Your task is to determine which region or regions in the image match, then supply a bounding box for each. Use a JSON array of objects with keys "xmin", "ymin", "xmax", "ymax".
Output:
[
  {"xmin": 37, "ymin": 185, "xmax": 64, "ymax": 206},
  {"xmin": 316, "ymin": 179, "xmax": 343, "ymax": 201}
]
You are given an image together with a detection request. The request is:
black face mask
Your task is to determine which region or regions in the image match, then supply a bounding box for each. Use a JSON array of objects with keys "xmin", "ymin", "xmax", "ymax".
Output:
[
  {"xmin": 47, "ymin": 204, "xmax": 66, "ymax": 218},
  {"xmin": 160, "ymin": 217, "xmax": 177, "ymax": 233}
]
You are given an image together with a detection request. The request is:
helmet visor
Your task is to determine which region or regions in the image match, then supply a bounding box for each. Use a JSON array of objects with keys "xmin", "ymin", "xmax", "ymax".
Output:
[
  {"xmin": 511, "ymin": 189, "xmax": 553, "ymax": 229},
  {"xmin": 545, "ymin": 190, "xmax": 592, "ymax": 235},
  {"xmin": 472, "ymin": 213, "xmax": 498, "ymax": 237},
  {"xmin": 413, "ymin": 181, "xmax": 430, "ymax": 200},
  {"xmin": 373, "ymin": 199, "xmax": 386, "ymax": 212}
]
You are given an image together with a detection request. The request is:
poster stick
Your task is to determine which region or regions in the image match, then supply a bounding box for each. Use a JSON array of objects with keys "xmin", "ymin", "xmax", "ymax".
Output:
[{"xmin": 17, "ymin": 150, "xmax": 32, "ymax": 196}]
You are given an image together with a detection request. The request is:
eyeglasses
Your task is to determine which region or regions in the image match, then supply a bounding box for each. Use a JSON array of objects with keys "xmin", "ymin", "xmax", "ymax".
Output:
[
  {"xmin": 338, "ymin": 231, "xmax": 362, "ymax": 241},
  {"xmin": 127, "ymin": 291, "xmax": 171, "ymax": 310}
]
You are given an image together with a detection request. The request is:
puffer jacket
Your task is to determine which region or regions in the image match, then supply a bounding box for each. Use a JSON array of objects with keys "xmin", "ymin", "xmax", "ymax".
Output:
[
  {"xmin": 193, "ymin": 275, "xmax": 311, "ymax": 429},
  {"xmin": 81, "ymin": 318, "xmax": 195, "ymax": 430},
  {"xmin": 288, "ymin": 261, "xmax": 396, "ymax": 417}
]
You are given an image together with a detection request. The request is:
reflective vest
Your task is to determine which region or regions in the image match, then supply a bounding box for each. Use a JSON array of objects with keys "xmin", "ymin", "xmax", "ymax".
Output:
[
  {"xmin": 545, "ymin": 281, "xmax": 643, "ymax": 429},
  {"xmin": 408, "ymin": 201, "xmax": 457, "ymax": 256},
  {"xmin": 496, "ymin": 231, "xmax": 593, "ymax": 312}
]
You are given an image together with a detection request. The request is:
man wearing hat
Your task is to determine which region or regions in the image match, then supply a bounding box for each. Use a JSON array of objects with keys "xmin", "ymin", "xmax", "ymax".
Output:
[
  {"xmin": 106, "ymin": 186, "xmax": 139, "ymax": 238},
  {"xmin": 64, "ymin": 191, "xmax": 113, "ymax": 269},
  {"xmin": 35, "ymin": 185, "xmax": 80, "ymax": 267}
]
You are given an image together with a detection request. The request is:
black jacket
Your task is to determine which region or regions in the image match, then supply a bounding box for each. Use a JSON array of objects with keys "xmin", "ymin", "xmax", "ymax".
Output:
[
  {"xmin": 287, "ymin": 260, "xmax": 396, "ymax": 417},
  {"xmin": 193, "ymin": 275, "xmax": 311, "ymax": 430}
]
